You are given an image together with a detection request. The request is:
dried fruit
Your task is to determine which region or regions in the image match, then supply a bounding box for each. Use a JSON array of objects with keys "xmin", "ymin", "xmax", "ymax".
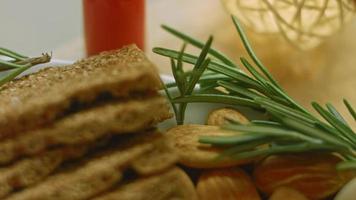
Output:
[
  {"xmin": 269, "ymin": 187, "xmax": 309, "ymax": 200},
  {"xmin": 253, "ymin": 153, "xmax": 356, "ymax": 200},
  {"xmin": 335, "ymin": 177, "xmax": 356, "ymax": 200},
  {"xmin": 166, "ymin": 125, "xmax": 255, "ymax": 168},
  {"xmin": 197, "ymin": 168, "xmax": 261, "ymax": 200},
  {"xmin": 207, "ymin": 107, "xmax": 249, "ymax": 126}
]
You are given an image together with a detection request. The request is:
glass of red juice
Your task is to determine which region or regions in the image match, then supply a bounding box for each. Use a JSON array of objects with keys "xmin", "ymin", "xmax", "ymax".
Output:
[{"xmin": 83, "ymin": 0, "xmax": 145, "ymax": 56}]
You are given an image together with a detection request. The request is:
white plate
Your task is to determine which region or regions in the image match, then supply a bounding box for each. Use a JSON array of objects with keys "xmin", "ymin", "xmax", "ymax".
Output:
[{"xmin": 7, "ymin": 60, "xmax": 258, "ymax": 131}]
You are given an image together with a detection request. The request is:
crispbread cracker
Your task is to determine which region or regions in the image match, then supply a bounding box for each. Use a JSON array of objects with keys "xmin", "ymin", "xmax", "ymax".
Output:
[
  {"xmin": 0, "ymin": 146, "xmax": 88, "ymax": 199},
  {"xmin": 92, "ymin": 167, "xmax": 198, "ymax": 200},
  {"xmin": 0, "ymin": 96, "xmax": 171, "ymax": 165},
  {"xmin": 131, "ymin": 133, "xmax": 178, "ymax": 175},
  {"xmin": 0, "ymin": 45, "xmax": 161, "ymax": 139},
  {"xmin": 6, "ymin": 131, "xmax": 177, "ymax": 200}
]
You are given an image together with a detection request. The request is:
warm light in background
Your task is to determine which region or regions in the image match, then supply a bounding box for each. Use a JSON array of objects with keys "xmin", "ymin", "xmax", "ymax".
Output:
[{"xmin": 222, "ymin": 0, "xmax": 356, "ymax": 49}]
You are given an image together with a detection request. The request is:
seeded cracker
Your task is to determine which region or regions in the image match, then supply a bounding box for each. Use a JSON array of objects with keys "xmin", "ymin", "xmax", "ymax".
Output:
[
  {"xmin": 5, "ymin": 131, "xmax": 176, "ymax": 200},
  {"xmin": 0, "ymin": 96, "xmax": 171, "ymax": 165},
  {"xmin": 0, "ymin": 45, "xmax": 161, "ymax": 139},
  {"xmin": 0, "ymin": 146, "xmax": 88, "ymax": 198}
]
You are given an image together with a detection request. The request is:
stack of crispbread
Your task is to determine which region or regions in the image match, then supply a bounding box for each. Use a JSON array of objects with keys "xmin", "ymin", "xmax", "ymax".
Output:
[{"xmin": 0, "ymin": 45, "xmax": 197, "ymax": 200}]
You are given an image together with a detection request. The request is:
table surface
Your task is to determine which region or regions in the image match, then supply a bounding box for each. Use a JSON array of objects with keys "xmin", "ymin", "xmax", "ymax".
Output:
[{"xmin": 54, "ymin": 0, "xmax": 356, "ymax": 126}]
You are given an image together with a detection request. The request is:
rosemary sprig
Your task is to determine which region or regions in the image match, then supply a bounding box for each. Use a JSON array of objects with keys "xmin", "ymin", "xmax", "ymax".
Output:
[
  {"xmin": 154, "ymin": 15, "xmax": 356, "ymax": 170},
  {"xmin": 0, "ymin": 48, "xmax": 51, "ymax": 87}
]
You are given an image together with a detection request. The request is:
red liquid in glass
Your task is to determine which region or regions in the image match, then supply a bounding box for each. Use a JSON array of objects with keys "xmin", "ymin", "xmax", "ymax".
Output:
[{"xmin": 83, "ymin": 0, "xmax": 145, "ymax": 56}]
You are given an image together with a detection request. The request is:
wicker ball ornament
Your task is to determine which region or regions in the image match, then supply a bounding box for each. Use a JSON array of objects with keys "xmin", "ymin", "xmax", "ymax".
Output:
[{"xmin": 222, "ymin": 0, "xmax": 356, "ymax": 50}]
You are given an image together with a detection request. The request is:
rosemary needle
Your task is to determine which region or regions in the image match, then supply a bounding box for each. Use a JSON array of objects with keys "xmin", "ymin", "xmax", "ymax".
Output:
[
  {"xmin": 155, "ymin": 15, "xmax": 356, "ymax": 170},
  {"xmin": 0, "ymin": 49, "xmax": 51, "ymax": 88}
]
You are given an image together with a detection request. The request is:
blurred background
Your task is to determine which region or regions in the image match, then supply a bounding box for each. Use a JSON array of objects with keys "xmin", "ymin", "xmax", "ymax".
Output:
[
  {"xmin": 0, "ymin": 0, "xmax": 82, "ymax": 57},
  {"xmin": 0, "ymin": 0, "xmax": 356, "ymax": 124},
  {"xmin": 0, "ymin": 0, "xmax": 227, "ymax": 60}
]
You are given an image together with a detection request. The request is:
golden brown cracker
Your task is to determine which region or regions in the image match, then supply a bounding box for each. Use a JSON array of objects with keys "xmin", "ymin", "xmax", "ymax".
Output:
[
  {"xmin": 0, "ymin": 96, "xmax": 171, "ymax": 165},
  {"xmin": 0, "ymin": 45, "xmax": 161, "ymax": 139}
]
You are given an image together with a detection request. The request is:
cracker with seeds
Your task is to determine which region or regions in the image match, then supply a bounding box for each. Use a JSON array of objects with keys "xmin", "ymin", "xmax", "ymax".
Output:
[
  {"xmin": 0, "ymin": 45, "xmax": 161, "ymax": 139},
  {"xmin": 6, "ymin": 131, "xmax": 177, "ymax": 200},
  {"xmin": 0, "ymin": 146, "xmax": 88, "ymax": 199},
  {"xmin": 0, "ymin": 96, "xmax": 171, "ymax": 165}
]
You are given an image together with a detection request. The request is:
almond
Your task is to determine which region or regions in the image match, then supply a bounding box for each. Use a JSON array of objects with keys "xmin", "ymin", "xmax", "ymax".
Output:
[
  {"xmin": 166, "ymin": 125, "xmax": 255, "ymax": 168},
  {"xmin": 197, "ymin": 168, "xmax": 261, "ymax": 200},
  {"xmin": 253, "ymin": 153, "xmax": 356, "ymax": 200},
  {"xmin": 335, "ymin": 177, "xmax": 356, "ymax": 200},
  {"xmin": 207, "ymin": 107, "xmax": 249, "ymax": 126},
  {"xmin": 269, "ymin": 187, "xmax": 309, "ymax": 200}
]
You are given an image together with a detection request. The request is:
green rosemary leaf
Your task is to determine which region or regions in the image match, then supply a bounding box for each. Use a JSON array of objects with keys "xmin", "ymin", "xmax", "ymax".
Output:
[
  {"xmin": 187, "ymin": 59, "xmax": 211, "ymax": 94},
  {"xmin": 240, "ymin": 57, "xmax": 289, "ymax": 103},
  {"xmin": 177, "ymin": 71, "xmax": 187, "ymax": 94},
  {"xmin": 153, "ymin": 47, "xmax": 198, "ymax": 65},
  {"xmin": 208, "ymin": 64, "xmax": 264, "ymax": 92},
  {"xmin": 217, "ymin": 80, "xmax": 261, "ymax": 99},
  {"xmin": 231, "ymin": 15, "xmax": 281, "ymax": 89},
  {"xmin": 0, "ymin": 47, "xmax": 28, "ymax": 60},
  {"xmin": 227, "ymin": 144, "xmax": 296, "ymax": 160},
  {"xmin": 170, "ymin": 58, "xmax": 187, "ymax": 95},
  {"xmin": 161, "ymin": 25, "xmax": 237, "ymax": 67},
  {"xmin": 219, "ymin": 81, "xmax": 289, "ymax": 107},
  {"xmin": 344, "ymin": 99, "xmax": 356, "ymax": 121},
  {"xmin": 199, "ymin": 134, "xmax": 269, "ymax": 146},
  {"xmin": 166, "ymin": 73, "xmax": 224, "ymax": 88},
  {"xmin": 161, "ymin": 80, "xmax": 179, "ymax": 119},
  {"xmin": 336, "ymin": 160, "xmax": 356, "ymax": 170},
  {"xmin": 154, "ymin": 47, "xmax": 264, "ymax": 91},
  {"xmin": 172, "ymin": 94, "xmax": 260, "ymax": 109},
  {"xmin": 251, "ymin": 120, "xmax": 281, "ymax": 126},
  {"xmin": 255, "ymin": 97, "xmax": 316, "ymax": 124},
  {"xmin": 313, "ymin": 122, "xmax": 350, "ymax": 143},
  {"xmin": 0, "ymin": 60, "xmax": 23, "ymax": 71},
  {"xmin": 280, "ymin": 116, "xmax": 351, "ymax": 150},
  {"xmin": 166, "ymin": 73, "xmax": 231, "ymax": 88},
  {"xmin": 326, "ymin": 103, "xmax": 350, "ymax": 128},
  {"xmin": 170, "ymin": 57, "xmax": 177, "ymax": 71},
  {"xmin": 224, "ymin": 123, "xmax": 322, "ymax": 144},
  {"xmin": 186, "ymin": 36, "xmax": 213, "ymax": 93},
  {"xmin": 312, "ymin": 103, "xmax": 356, "ymax": 145},
  {"xmin": 217, "ymin": 140, "xmax": 269, "ymax": 159},
  {"xmin": 200, "ymin": 73, "xmax": 229, "ymax": 80},
  {"xmin": 268, "ymin": 107, "xmax": 355, "ymax": 147},
  {"xmin": 240, "ymin": 57, "xmax": 268, "ymax": 86},
  {"xmin": 176, "ymin": 104, "xmax": 186, "ymax": 125},
  {"xmin": 0, "ymin": 64, "xmax": 31, "ymax": 86},
  {"xmin": 176, "ymin": 44, "xmax": 188, "ymax": 93},
  {"xmin": 229, "ymin": 142, "xmax": 340, "ymax": 161},
  {"xmin": 199, "ymin": 84, "xmax": 218, "ymax": 93},
  {"xmin": 0, "ymin": 53, "xmax": 51, "ymax": 87},
  {"xmin": 199, "ymin": 76, "xmax": 230, "ymax": 87},
  {"xmin": 176, "ymin": 37, "xmax": 213, "ymax": 125},
  {"xmin": 177, "ymin": 43, "xmax": 187, "ymax": 72}
]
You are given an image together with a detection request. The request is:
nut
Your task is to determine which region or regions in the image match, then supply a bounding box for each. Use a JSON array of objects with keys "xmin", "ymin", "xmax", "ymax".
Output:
[
  {"xmin": 207, "ymin": 107, "xmax": 249, "ymax": 126},
  {"xmin": 197, "ymin": 168, "xmax": 261, "ymax": 200},
  {"xmin": 335, "ymin": 177, "xmax": 356, "ymax": 200},
  {"xmin": 166, "ymin": 124, "xmax": 255, "ymax": 168},
  {"xmin": 253, "ymin": 153, "xmax": 356, "ymax": 200},
  {"xmin": 269, "ymin": 187, "xmax": 309, "ymax": 200}
]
